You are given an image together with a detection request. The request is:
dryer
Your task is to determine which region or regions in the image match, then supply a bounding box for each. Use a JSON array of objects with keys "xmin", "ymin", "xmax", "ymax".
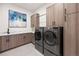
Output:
[
  {"xmin": 44, "ymin": 27, "xmax": 63, "ymax": 56},
  {"xmin": 35, "ymin": 27, "xmax": 44, "ymax": 54}
]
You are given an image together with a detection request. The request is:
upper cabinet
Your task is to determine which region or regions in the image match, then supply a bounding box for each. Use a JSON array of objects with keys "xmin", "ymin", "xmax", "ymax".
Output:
[
  {"xmin": 54, "ymin": 3, "xmax": 64, "ymax": 26},
  {"xmin": 46, "ymin": 3, "xmax": 64, "ymax": 27},
  {"xmin": 46, "ymin": 5, "xmax": 55, "ymax": 27},
  {"xmin": 31, "ymin": 14, "xmax": 39, "ymax": 28},
  {"xmin": 64, "ymin": 3, "xmax": 77, "ymax": 14},
  {"xmin": 64, "ymin": 3, "xmax": 79, "ymax": 14}
]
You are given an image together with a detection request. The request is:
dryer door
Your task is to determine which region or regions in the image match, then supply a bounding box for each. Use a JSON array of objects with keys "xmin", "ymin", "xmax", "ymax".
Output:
[
  {"xmin": 44, "ymin": 30, "xmax": 57, "ymax": 46},
  {"xmin": 35, "ymin": 30, "xmax": 41, "ymax": 41}
]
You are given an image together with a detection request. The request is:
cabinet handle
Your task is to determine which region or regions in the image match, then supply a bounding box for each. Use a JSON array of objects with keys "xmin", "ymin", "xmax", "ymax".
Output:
[
  {"xmin": 53, "ymin": 21, "xmax": 55, "ymax": 25},
  {"xmin": 8, "ymin": 39, "xmax": 10, "ymax": 42},
  {"xmin": 6, "ymin": 39, "xmax": 8, "ymax": 42},
  {"xmin": 23, "ymin": 36, "xmax": 25, "ymax": 39},
  {"xmin": 32, "ymin": 24, "xmax": 34, "ymax": 27},
  {"xmin": 6, "ymin": 39, "xmax": 9, "ymax": 42},
  {"xmin": 64, "ymin": 8, "xmax": 67, "ymax": 22},
  {"xmin": 52, "ymin": 21, "xmax": 55, "ymax": 26}
]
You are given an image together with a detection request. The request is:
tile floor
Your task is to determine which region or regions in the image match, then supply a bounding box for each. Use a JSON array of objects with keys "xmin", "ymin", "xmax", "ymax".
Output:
[{"xmin": 0, "ymin": 43, "xmax": 43, "ymax": 56}]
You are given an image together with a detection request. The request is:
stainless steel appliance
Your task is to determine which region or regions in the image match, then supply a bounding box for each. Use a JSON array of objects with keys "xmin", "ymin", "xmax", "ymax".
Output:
[
  {"xmin": 35, "ymin": 27, "xmax": 44, "ymax": 54},
  {"xmin": 44, "ymin": 27, "xmax": 63, "ymax": 56}
]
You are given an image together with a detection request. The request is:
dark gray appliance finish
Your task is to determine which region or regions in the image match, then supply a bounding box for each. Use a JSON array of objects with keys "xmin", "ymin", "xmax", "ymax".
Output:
[
  {"xmin": 35, "ymin": 27, "xmax": 44, "ymax": 54},
  {"xmin": 44, "ymin": 27, "xmax": 63, "ymax": 56}
]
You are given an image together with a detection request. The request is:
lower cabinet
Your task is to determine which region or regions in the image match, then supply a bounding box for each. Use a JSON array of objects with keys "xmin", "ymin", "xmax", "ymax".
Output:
[
  {"xmin": 0, "ymin": 33, "xmax": 33, "ymax": 52},
  {"xmin": 16, "ymin": 34, "xmax": 24, "ymax": 46},
  {"xmin": 23, "ymin": 33, "xmax": 33, "ymax": 44},
  {"xmin": 0, "ymin": 36, "xmax": 9, "ymax": 51},
  {"xmin": 31, "ymin": 34, "xmax": 35, "ymax": 44},
  {"xmin": 8, "ymin": 35, "xmax": 18, "ymax": 49}
]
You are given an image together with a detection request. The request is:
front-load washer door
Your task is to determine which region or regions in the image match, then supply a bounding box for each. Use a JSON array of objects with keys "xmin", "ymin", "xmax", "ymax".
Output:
[
  {"xmin": 35, "ymin": 31, "xmax": 41, "ymax": 41},
  {"xmin": 44, "ymin": 30, "xmax": 57, "ymax": 46},
  {"xmin": 44, "ymin": 30, "xmax": 60, "ymax": 55}
]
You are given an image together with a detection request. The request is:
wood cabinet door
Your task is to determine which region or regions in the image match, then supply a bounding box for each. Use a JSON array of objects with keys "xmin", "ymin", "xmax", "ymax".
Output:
[
  {"xmin": 31, "ymin": 14, "xmax": 39, "ymax": 28},
  {"xmin": 31, "ymin": 33, "xmax": 35, "ymax": 44},
  {"xmin": 64, "ymin": 14, "xmax": 77, "ymax": 56},
  {"xmin": 76, "ymin": 13, "xmax": 79, "ymax": 55},
  {"xmin": 8, "ymin": 35, "xmax": 17, "ymax": 49},
  {"xmin": 23, "ymin": 33, "xmax": 32, "ymax": 44},
  {"xmin": 0, "ymin": 37, "xmax": 1, "ymax": 51},
  {"xmin": 76, "ymin": 3, "xmax": 79, "ymax": 12},
  {"xmin": 46, "ymin": 6, "xmax": 50, "ymax": 27},
  {"xmin": 35, "ymin": 14, "xmax": 39, "ymax": 28},
  {"xmin": 1, "ymin": 36, "xmax": 9, "ymax": 51},
  {"xmin": 64, "ymin": 3, "xmax": 77, "ymax": 14},
  {"xmin": 46, "ymin": 4, "xmax": 64, "ymax": 27},
  {"xmin": 27, "ymin": 33, "xmax": 32, "ymax": 43},
  {"xmin": 46, "ymin": 5, "xmax": 55, "ymax": 27},
  {"xmin": 54, "ymin": 3, "xmax": 64, "ymax": 26},
  {"xmin": 22, "ymin": 34, "xmax": 27, "ymax": 44},
  {"xmin": 31, "ymin": 15, "xmax": 35, "ymax": 28},
  {"xmin": 17, "ymin": 34, "xmax": 24, "ymax": 46}
]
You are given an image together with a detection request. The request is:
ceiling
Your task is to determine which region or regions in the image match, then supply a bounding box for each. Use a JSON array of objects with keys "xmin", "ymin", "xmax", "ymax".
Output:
[{"xmin": 15, "ymin": 3, "xmax": 48, "ymax": 12}]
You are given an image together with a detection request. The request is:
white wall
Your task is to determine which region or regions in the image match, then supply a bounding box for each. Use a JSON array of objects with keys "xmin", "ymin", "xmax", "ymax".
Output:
[{"xmin": 0, "ymin": 4, "xmax": 32, "ymax": 34}]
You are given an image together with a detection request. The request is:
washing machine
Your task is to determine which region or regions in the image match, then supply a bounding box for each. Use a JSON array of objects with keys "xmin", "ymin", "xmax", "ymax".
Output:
[
  {"xmin": 44, "ymin": 27, "xmax": 63, "ymax": 56},
  {"xmin": 35, "ymin": 27, "xmax": 44, "ymax": 54}
]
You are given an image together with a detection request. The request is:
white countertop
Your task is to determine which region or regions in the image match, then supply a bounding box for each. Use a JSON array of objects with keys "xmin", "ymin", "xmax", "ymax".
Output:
[{"xmin": 0, "ymin": 32, "xmax": 34, "ymax": 36}]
